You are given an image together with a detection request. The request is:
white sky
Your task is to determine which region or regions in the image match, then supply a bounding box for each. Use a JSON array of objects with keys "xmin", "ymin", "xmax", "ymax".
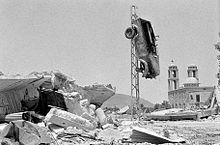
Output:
[{"xmin": 0, "ymin": 0, "xmax": 219, "ymax": 103}]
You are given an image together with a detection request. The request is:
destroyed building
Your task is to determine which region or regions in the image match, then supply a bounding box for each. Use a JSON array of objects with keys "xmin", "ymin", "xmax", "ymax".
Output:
[
  {"xmin": 0, "ymin": 71, "xmax": 116, "ymax": 117},
  {"xmin": 168, "ymin": 63, "xmax": 214, "ymax": 109},
  {"xmin": 0, "ymin": 71, "xmax": 185, "ymax": 145}
]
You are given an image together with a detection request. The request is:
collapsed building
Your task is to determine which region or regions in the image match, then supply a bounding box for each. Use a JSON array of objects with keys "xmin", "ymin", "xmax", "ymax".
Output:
[
  {"xmin": 0, "ymin": 71, "xmax": 116, "ymax": 118},
  {"xmin": 0, "ymin": 71, "xmax": 187, "ymax": 145}
]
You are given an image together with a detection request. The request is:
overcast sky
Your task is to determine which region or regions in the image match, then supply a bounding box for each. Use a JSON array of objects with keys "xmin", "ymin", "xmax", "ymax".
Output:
[{"xmin": 0, "ymin": 0, "xmax": 219, "ymax": 104}]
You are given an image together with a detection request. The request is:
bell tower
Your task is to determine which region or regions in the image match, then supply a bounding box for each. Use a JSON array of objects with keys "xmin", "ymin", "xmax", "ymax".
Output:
[
  {"xmin": 187, "ymin": 65, "xmax": 199, "ymax": 81},
  {"xmin": 168, "ymin": 60, "xmax": 179, "ymax": 91}
]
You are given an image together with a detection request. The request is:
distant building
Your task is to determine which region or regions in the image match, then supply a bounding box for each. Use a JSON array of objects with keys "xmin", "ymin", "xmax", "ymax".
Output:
[{"xmin": 168, "ymin": 62, "xmax": 214, "ymax": 109}]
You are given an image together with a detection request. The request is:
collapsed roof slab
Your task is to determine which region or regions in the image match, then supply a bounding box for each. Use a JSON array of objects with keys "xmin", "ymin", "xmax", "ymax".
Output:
[{"xmin": 0, "ymin": 77, "xmax": 51, "ymax": 93}]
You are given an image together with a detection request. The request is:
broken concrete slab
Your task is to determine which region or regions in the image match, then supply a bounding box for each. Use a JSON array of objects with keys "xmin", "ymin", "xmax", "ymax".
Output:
[
  {"xmin": 48, "ymin": 123, "xmax": 65, "ymax": 134},
  {"xmin": 1, "ymin": 120, "xmax": 51, "ymax": 145},
  {"xmin": 2, "ymin": 121, "xmax": 40, "ymax": 145},
  {"xmin": 83, "ymin": 84, "xmax": 116, "ymax": 106},
  {"xmin": 18, "ymin": 125, "xmax": 41, "ymax": 145},
  {"xmin": 130, "ymin": 126, "xmax": 186, "ymax": 144},
  {"xmin": 0, "ymin": 123, "xmax": 8, "ymax": 134},
  {"xmin": 64, "ymin": 96, "xmax": 84, "ymax": 116},
  {"xmin": 81, "ymin": 112, "xmax": 97, "ymax": 127},
  {"xmin": 51, "ymin": 71, "xmax": 71, "ymax": 90},
  {"xmin": 55, "ymin": 126, "xmax": 102, "ymax": 144},
  {"xmin": 0, "ymin": 137, "xmax": 20, "ymax": 145},
  {"xmin": 45, "ymin": 108, "xmax": 96, "ymax": 130},
  {"xmin": 95, "ymin": 108, "xmax": 107, "ymax": 126}
]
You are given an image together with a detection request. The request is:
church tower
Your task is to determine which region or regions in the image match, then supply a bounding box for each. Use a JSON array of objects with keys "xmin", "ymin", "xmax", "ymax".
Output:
[
  {"xmin": 187, "ymin": 65, "xmax": 199, "ymax": 81},
  {"xmin": 183, "ymin": 65, "xmax": 199, "ymax": 88},
  {"xmin": 168, "ymin": 60, "xmax": 179, "ymax": 91}
]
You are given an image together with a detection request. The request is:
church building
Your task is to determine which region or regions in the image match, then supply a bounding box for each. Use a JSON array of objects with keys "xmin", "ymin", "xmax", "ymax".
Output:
[{"xmin": 168, "ymin": 62, "xmax": 214, "ymax": 109}]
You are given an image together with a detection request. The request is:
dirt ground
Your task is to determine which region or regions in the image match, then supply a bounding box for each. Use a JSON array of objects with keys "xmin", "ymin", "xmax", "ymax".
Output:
[{"xmin": 142, "ymin": 115, "xmax": 220, "ymax": 145}]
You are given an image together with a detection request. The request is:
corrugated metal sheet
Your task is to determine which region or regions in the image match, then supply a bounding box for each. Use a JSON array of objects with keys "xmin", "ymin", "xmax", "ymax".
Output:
[
  {"xmin": 0, "ymin": 76, "xmax": 51, "ymax": 114},
  {"xmin": 0, "ymin": 76, "xmax": 50, "ymax": 92}
]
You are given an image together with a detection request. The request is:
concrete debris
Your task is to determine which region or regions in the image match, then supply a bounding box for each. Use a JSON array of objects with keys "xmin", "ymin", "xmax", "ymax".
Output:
[
  {"xmin": 4, "ymin": 112, "xmax": 23, "ymax": 122},
  {"xmin": 83, "ymin": 84, "xmax": 116, "ymax": 107},
  {"xmin": 130, "ymin": 126, "xmax": 185, "ymax": 144},
  {"xmin": 0, "ymin": 71, "xmax": 190, "ymax": 144},
  {"xmin": 117, "ymin": 105, "xmax": 129, "ymax": 114},
  {"xmin": 1, "ymin": 120, "xmax": 51, "ymax": 145},
  {"xmin": 64, "ymin": 94, "xmax": 84, "ymax": 116},
  {"xmin": 0, "ymin": 107, "xmax": 190, "ymax": 145},
  {"xmin": 48, "ymin": 123, "xmax": 65, "ymax": 134},
  {"xmin": 97, "ymin": 127, "xmax": 123, "ymax": 143},
  {"xmin": 51, "ymin": 71, "xmax": 73, "ymax": 90},
  {"xmin": 0, "ymin": 123, "xmax": 8, "ymax": 133},
  {"xmin": 96, "ymin": 108, "xmax": 107, "ymax": 126},
  {"xmin": 45, "ymin": 108, "xmax": 96, "ymax": 130},
  {"xmin": 81, "ymin": 112, "xmax": 98, "ymax": 127}
]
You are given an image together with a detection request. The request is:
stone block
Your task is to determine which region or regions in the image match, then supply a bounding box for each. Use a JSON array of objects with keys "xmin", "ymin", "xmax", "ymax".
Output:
[{"xmin": 45, "ymin": 108, "xmax": 96, "ymax": 130}]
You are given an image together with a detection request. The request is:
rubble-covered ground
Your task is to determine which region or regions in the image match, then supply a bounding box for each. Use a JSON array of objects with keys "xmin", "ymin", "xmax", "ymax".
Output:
[
  {"xmin": 138, "ymin": 116, "xmax": 220, "ymax": 145},
  {"xmin": 2, "ymin": 115, "xmax": 220, "ymax": 145},
  {"xmin": 1, "ymin": 71, "xmax": 220, "ymax": 145},
  {"xmin": 88, "ymin": 114, "xmax": 220, "ymax": 145},
  {"xmin": 46, "ymin": 115, "xmax": 220, "ymax": 145}
]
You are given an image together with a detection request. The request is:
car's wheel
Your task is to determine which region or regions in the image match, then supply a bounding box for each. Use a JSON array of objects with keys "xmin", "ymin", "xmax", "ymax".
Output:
[{"xmin": 125, "ymin": 27, "xmax": 137, "ymax": 39}]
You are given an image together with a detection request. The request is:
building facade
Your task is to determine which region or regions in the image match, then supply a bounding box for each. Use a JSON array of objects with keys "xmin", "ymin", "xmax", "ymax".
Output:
[{"xmin": 168, "ymin": 63, "xmax": 214, "ymax": 109}]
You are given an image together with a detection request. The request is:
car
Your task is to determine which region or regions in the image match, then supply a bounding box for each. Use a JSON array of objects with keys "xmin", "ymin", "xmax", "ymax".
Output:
[{"xmin": 125, "ymin": 18, "xmax": 160, "ymax": 79}]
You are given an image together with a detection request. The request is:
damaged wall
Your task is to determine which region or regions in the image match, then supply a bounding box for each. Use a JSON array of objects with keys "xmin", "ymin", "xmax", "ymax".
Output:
[{"xmin": 0, "ymin": 85, "xmax": 40, "ymax": 115}]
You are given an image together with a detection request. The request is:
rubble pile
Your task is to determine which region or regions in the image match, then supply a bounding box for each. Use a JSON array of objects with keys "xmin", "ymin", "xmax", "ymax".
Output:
[
  {"xmin": 0, "ymin": 71, "xmax": 186, "ymax": 145},
  {"xmin": 0, "ymin": 108, "xmax": 187, "ymax": 145}
]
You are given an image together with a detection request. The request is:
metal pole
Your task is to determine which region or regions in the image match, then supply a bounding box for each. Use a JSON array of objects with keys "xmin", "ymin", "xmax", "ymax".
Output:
[
  {"xmin": 215, "ymin": 33, "xmax": 220, "ymax": 86},
  {"xmin": 130, "ymin": 5, "xmax": 140, "ymax": 120},
  {"xmin": 215, "ymin": 33, "xmax": 220, "ymax": 114}
]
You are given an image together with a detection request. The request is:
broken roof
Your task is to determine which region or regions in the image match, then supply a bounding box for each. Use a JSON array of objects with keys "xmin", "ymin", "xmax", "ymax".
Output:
[
  {"xmin": 0, "ymin": 74, "xmax": 51, "ymax": 92},
  {"xmin": 0, "ymin": 71, "xmax": 77, "ymax": 92}
]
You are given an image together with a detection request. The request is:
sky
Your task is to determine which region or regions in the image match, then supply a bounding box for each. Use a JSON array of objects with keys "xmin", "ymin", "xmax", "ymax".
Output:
[{"xmin": 0, "ymin": 0, "xmax": 219, "ymax": 104}]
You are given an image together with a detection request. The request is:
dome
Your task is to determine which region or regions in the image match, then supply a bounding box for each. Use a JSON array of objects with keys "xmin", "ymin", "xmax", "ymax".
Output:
[
  {"xmin": 184, "ymin": 77, "xmax": 199, "ymax": 84},
  {"xmin": 188, "ymin": 64, "xmax": 197, "ymax": 67}
]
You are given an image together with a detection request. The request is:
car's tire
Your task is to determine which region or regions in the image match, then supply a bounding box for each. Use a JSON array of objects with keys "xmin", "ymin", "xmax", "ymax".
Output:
[{"xmin": 125, "ymin": 27, "xmax": 137, "ymax": 39}]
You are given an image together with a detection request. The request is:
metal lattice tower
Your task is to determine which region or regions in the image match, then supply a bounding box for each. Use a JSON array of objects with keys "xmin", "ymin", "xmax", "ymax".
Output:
[
  {"xmin": 215, "ymin": 33, "xmax": 220, "ymax": 86},
  {"xmin": 217, "ymin": 55, "xmax": 220, "ymax": 86},
  {"xmin": 130, "ymin": 5, "xmax": 140, "ymax": 119}
]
